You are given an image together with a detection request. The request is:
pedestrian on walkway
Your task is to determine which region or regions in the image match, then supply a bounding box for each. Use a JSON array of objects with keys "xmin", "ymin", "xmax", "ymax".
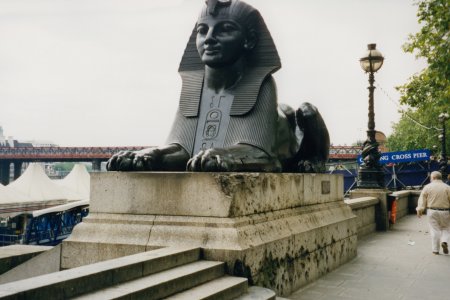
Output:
[{"xmin": 417, "ymin": 171, "xmax": 450, "ymax": 255}]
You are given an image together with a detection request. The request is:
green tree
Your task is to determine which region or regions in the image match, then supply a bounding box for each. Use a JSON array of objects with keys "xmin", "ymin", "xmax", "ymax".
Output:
[
  {"xmin": 387, "ymin": 109, "xmax": 441, "ymax": 151},
  {"xmin": 53, "ymin": 162, "xmax": 76, "ymax": 172},
  {"xmin": 387, "ymin": 0, "xmax": 449, "ymax": 151},
  {"xmin": 53, "ymin": 162, "xmax": 93, "ymax": 172}
]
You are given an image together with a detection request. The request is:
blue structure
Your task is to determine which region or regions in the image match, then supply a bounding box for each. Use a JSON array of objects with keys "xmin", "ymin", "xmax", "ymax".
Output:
[
  {"xmin": 330, "ymin": 160, "xmax": 441, "ymax": 196},
  {"xmin": 0, "ymin": 200, "xmax": 89, "ymax": 246}
]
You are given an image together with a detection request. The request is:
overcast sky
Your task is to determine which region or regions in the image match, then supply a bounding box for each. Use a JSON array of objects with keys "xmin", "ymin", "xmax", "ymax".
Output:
[{"xmin": 0, "ymin": 0, "xmax": 426, "ymax": 147}]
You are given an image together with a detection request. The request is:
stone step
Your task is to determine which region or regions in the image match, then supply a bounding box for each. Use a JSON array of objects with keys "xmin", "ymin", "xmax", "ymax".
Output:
[
  {"xmin": 0, "ymin": 245, "xmax": 52, "ymax": 276},
  {"xmin": 165, "ymin": 275, "xmax": 248, "ymax": 300},
  {"xmin": 0, "ymin": 246, "xmax": 201, "ymax": 299},
  {"xmin": 72, "ymin": 260, "xmax": 225, "ymax": 300},
  {"xmin": 234, "ymin": 286, "xmax": 277, "ymax": 300}
]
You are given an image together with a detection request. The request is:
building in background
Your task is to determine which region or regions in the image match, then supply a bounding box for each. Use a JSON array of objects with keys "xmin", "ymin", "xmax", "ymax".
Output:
[
  {"xmin": 0, "ymin": 126, "xmax": 59, "ymax": 181},
  {"xmin": 0, "ymin": 126, "xmax": 43, "ymax": 148},
  {"xmin": 375, "ymin": 131, "xmax": 388, "ymax": 153}
]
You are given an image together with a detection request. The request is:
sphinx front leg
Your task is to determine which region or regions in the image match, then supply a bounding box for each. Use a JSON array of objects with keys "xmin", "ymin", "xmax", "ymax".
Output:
[
  {"xmin": 134, "ymin": 144, "xmax": 189, "ymax": 171},
  {"xmin": 186, "ymin": 144, "xmax": 282, "ymax": 172}
]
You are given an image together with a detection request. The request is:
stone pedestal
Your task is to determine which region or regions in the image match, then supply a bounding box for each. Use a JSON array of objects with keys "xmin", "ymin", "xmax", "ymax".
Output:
[
  {"xmin": 350, "ymin": 189, "xmax": 390, "ymax": 231},
  {"xmin": 62, "ymin": 172, "xmax": 357, "ymax": 296}
]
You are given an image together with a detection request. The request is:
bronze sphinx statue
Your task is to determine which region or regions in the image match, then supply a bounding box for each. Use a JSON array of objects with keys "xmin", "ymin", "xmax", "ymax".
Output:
[{"xmin": 107, "ymin": 0, "xmax": 329, "ymax": 173}]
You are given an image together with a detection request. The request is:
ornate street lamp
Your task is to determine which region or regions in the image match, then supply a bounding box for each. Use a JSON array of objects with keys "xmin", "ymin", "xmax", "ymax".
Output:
[
  {"xmin": 438, "ymin": 112, "xmax": 449, "ymax": 180},
  {"xmin": 357, "ymin": 43, "xmax": 385, "ymax": 189}
]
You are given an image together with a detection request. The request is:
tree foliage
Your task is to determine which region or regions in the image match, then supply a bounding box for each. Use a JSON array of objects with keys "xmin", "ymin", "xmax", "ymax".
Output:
[
  {"xmin": 53, "ymin": 162, "xmax": 76, "ymax": 172},
  {"xmin": 386, "ymin": 108, "xmax": 446, "ymax": 152},
  {"xmin": 53, "ymin": 162, "xmax": 92, "ymax": 172},
  {"xmin": 387, "ymin": 0, "xmax": 449, "ymax": 151}
]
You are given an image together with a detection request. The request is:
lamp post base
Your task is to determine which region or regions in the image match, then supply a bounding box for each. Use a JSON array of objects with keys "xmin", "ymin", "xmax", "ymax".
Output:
[{"xmin": 357, "ymin": 167, "xmax": 385, "ymax": 189}]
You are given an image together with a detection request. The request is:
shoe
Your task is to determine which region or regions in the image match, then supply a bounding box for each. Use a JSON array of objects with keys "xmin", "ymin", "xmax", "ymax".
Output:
[
  {"xmin": 442, "ymin": 242, "xmax": 449, "ymax": 254},
  {"xmin": 433, "ymin": 252, "xmax": 439, "ymax": 255}
]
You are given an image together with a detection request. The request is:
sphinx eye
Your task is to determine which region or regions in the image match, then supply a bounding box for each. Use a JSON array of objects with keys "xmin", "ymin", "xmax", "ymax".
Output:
[
  {"xmin": 220, "ymin": 22, "xmax": 237, "ymax": 32},
  {"xmin": 197, "ymin": 25, "xmax": 208, "ymax": 35}
]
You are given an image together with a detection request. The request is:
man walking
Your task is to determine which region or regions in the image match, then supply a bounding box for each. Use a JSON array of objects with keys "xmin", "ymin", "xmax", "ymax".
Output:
[{"xmin": 417, "ymin": 171, "xmax": 450, "ymax": 255}]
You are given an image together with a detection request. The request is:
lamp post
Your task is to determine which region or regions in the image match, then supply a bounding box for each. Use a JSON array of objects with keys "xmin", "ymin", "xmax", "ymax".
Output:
[
  {"xmin": 438, "ymin": 112, "xmax": 449, "ymax": 180},
  {"xmin": 357, "ymin": 43, "xmax": 385, "ymax": 189}
]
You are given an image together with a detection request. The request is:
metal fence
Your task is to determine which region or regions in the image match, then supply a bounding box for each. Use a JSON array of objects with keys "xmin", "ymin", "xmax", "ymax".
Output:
[
  {"xmin": 0, "ymin": 204, "xmax": 89, "ymax": 247},
  {"xmin": 329, "ymin": 160, "xmax": 442, "ymax": 196},
  {"xmin": 0, "ymin": 234, "xmax": 23, "ymax": 246}
]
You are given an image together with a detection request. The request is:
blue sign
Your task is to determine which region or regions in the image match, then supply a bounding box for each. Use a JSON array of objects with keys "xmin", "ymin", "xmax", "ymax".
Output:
[{"xmin": 357, "ymin": 149, "xmax": 431, "ymax": 165}]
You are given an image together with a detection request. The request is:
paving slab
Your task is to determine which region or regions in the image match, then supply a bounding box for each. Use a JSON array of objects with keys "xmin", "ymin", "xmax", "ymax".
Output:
[{"xmin": 288, "ymin": 215, "xmax": 450, "ymax": 300}]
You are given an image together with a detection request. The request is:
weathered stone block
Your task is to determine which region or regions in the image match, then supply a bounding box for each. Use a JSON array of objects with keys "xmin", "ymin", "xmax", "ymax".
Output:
[
  {"xmin": 350, "ymin": 189, "xmax": 390, "ymax": 231},
  {"xmin": 345, "ymin": 197, "xmax": 379, "ymax": 237},
  {"xmin": 88, "ymin": 172, "xmax": 343, "ymax": 217},
  {"xmin": 62, "ymin": 172, "xmax": 356, "ymax": 296},
  {"xmin": 391, "ymin": 190, "xmax": 411, "ymax": 219}
]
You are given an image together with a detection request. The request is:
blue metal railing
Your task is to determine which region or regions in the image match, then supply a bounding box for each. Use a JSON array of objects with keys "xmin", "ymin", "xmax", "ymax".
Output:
[
  {"xmin": 0, "ymin": 234, "xmax": 23, "ymax": 246},
  {"xmin": 24, "ymin": 206, "xmax": 89, "ymax": 246},
  {"xmin": 0, "ymin": 205, "xmax": 89, "ymax": 247}
]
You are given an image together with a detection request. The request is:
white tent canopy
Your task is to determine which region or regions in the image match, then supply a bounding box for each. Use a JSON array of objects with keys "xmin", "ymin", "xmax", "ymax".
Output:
[
  {"xmin": 54, "ymin": 164, "xmax": 90, "ymax": 200},
  {"xmin": 0, "ymin": 183, "xmax": 32, "ymax": 204},
  {"xmin": 6, "ymin": 163, "xmax": 82, "ymax": 202}
]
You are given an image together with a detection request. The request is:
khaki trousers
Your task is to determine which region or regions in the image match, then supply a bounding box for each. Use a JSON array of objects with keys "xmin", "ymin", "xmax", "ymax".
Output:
[{"xmin": 427, "ymin": 209, "xmax": 450, "ymax": 253}]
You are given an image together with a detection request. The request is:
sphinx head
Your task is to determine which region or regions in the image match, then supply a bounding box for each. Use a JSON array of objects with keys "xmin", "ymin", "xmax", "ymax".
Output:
[
  {"xmin": 195, "ymin": 0, "xmax": 259, "ymax": 68},
  {"xmin": 179, "ymin": 0, "xmax": 280, "ymax": 74}
]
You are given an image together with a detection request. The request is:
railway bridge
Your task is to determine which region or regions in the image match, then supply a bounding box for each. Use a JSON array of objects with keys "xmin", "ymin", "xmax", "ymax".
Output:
[
  {"xmin": 0, "ymin": 146, "xmax": 146, "ymax": 185},
  {"xmin": 0, "ymin": 145, "xmax": 360, "ymax": 185}
]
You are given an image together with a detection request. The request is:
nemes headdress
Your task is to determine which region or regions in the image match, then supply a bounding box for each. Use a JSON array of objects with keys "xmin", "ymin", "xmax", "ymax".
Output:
[{"xmin": 178, "ymin": 0, "xmax": 281, "ymax": 117}]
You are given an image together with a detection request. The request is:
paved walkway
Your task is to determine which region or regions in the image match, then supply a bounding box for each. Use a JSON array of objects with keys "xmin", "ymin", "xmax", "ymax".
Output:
[{"xmin": 288, "ymin": 215, "xmax": 450, "ymax": 300}]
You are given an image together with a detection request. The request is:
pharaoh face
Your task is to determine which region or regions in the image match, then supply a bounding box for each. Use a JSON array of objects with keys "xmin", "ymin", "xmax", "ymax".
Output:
[{"xmin": 196, "ymin": 17, "xmax": 247, "ymax": 68}]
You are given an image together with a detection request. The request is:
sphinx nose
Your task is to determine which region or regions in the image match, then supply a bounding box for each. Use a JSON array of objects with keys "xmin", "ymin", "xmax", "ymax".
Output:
[{"xmin": 204, "ymin": 28, "xmax": 217, "ymax": 45}]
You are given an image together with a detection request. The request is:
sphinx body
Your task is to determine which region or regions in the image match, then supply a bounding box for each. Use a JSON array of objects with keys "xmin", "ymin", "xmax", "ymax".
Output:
[{"xmin": 107, "ymin": 0, "xmax": 329, "ymax": 173}]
